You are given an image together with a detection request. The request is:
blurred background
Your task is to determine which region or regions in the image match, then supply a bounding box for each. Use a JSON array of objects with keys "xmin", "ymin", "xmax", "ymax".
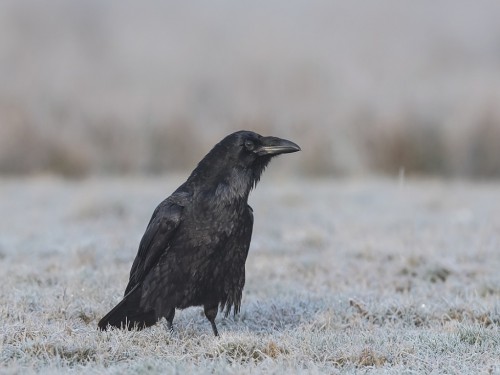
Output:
[{"xmin": 1, "ymin": 0, "xmax": 500, "ymax": 179}]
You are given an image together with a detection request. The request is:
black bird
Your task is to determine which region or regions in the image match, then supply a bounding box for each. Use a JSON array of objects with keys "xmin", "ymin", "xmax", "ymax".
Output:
[{"xmin": 98, "ymin": 130, "xmax": 300, "ymax": 336}]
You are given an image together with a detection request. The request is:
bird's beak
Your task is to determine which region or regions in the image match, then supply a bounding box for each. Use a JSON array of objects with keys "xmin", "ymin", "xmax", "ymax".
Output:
[{"xmin": 256, "ymin": 136, "xmax": 301, "ymax": 156}]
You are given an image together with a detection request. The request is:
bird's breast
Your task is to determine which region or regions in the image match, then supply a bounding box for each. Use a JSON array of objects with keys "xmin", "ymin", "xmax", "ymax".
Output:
[{"xmin": 174, "ymin": 203, "xmax": 250, "ymax": 254}]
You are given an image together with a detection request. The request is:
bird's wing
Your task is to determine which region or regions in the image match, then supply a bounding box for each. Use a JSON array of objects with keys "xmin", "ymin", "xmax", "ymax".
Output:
[{"xmin": 124, "ymin": 196, "xmax": 185, "ymax": 295}]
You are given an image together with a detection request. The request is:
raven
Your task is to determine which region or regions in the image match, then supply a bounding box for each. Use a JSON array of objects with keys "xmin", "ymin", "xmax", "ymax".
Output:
[{"xmin": 98, "ymin": 130, "xmax": 300, "ymax": 336}]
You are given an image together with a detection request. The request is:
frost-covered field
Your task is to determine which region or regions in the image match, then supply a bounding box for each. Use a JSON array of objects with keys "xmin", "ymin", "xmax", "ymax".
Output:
[{"xmin": 1, "ymin": 175, "xmax": 499, "ymax": 374}]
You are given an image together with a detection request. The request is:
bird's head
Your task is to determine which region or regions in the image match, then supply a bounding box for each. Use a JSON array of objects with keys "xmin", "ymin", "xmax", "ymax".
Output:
[
  {"xmin": 189, "ymin": 130, "xmax": 300, "ymax": 200},
  {"xmin": 227, "ymin": 130, "xmax": 301, "ymax": 166}
]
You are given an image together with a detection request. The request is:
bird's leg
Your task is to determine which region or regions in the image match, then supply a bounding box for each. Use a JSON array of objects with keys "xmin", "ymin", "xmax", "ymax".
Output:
[
  {"xmin": 204, "ymin": 305, "xmax": 219, "ymax": 337},
  {"xmin": 165, "ymin": 308, "xmax": 175, "ymax": 334}
]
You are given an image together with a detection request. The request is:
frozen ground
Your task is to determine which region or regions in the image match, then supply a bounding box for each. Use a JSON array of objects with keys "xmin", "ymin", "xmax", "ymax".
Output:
[{"xmin": 0, "ymin": 175, "xmax": 499, "ymax": 374}]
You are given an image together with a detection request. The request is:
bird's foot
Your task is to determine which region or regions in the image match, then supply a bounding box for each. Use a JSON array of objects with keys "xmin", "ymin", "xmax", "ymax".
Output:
[
  {"xmin": 210, "ymin": 321, "xmax": 219, "ymax": 337},
  {"xmin": 163, "ymin": 321, "xmax": 175, "ymax": 335}
]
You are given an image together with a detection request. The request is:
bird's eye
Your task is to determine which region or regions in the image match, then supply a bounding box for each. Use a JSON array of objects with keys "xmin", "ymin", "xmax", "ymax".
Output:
[{"xmin": 244, "ymin": 140, "xmax": 255, "ymax": 151}]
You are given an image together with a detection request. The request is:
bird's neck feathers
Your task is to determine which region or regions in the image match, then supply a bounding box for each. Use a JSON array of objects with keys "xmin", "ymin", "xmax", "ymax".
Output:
[
  {"xmin": 189, "ymin": 165, "xmax": 255, "ymax": 203},
  {"xmin": 187, "ymin": 147, "xmax": 272, "ymax": 205},
  {"xmin": 212, "ymin": 157, "xmax": 272, "ymax": 204},
  {"xmin": 214, "ymin": 167, "xmax": 253, "ymax": 202}
]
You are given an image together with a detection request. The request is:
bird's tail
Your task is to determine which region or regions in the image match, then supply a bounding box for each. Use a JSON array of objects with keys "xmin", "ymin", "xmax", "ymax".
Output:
[{"xmin": 97, "ymin": 286, "xmax": 157, "ymax": 331}]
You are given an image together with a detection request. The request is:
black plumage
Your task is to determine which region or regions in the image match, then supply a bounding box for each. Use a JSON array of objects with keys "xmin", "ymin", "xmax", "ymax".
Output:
[{"xmin": 97, "ymin": 130, "xmax": 300, "ymax": 336}]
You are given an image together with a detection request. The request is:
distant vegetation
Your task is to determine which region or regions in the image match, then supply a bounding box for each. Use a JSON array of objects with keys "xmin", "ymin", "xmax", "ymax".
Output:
[
  {"xmin": 1, "ymin": 105, "xmax": 499, "ymax": 179},
  {"xmin": 1, "ymin": 1, "xmax": 500, "ymax": 178}
]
